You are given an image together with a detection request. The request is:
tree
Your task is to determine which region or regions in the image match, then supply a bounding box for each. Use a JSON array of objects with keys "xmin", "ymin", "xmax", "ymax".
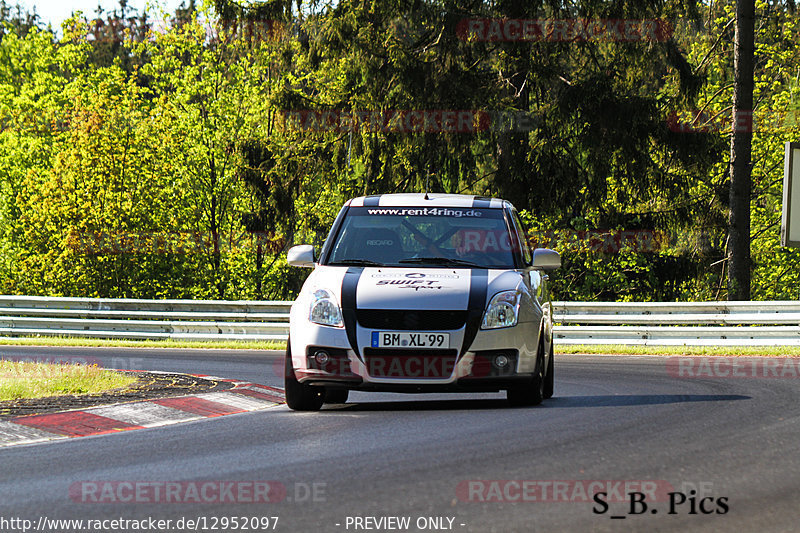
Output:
[
  {"xmin": 0, "ymin": 22, "xmax": 90, "ymax": 292},
  {"xmin": 728, "ymin": 0, "xmax": 755, "ymax": 300},
  {"xmin": 0, "ymin": 1, "xmax": 41, "ymax": 38},
  {"xmin": 15, "ymin": 64, "xmax": 194, "ymax": 297},
  {"xmin": 2, "ymin": 0, "xmax": 798, "ymax": 302},
  {"xmin": 138, "ymin": 15, "xmax": 271, "ymax": 298}
]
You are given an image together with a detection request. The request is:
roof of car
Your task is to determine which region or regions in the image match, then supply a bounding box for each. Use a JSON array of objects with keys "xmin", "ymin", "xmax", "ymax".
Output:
[{"xmin": 347, "ymin": 193, "xmax": 512, "ymax": 209}]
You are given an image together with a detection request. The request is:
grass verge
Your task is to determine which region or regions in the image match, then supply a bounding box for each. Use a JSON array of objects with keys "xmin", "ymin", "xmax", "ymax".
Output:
[
  {"xmin": 0, "ymin": 336, "xmax": 285, "ymax": 351},
  {"xmin": 0, "ymin": 361, "xmax": 137, "ymax": 401},
  {"xmin": 557, "ymin": 344, "xmax": 800, "ymax": 356},
  {"xmin": 0, "ymin": 337, "xmax": 796, "ymax": 357}
]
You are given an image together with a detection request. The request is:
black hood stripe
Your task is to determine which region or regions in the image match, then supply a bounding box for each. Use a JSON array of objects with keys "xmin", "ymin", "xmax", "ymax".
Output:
[
  {"xmin": 461, "ymin": 269, "xmax": 488, "ymax": 355},
  {"xmin": 341, "ymin": 267, "xmax": 364, "ymax": 355},
  {"xmin": 343, "ymin": 266, "xmax": 486, "ymax": 358},
  {"xmin": 363, "ymin": 195, "xmax": 381, "ymax": 207}
]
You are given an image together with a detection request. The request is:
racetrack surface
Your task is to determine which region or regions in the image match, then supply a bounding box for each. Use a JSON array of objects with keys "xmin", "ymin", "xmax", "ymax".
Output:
[{"xmin": 1, "ymin": 346, "xmax": 798, "ymax": 532}]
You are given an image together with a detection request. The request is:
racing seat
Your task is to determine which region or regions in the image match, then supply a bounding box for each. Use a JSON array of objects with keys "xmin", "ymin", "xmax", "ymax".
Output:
[{"xmin": 355, "ymin": 228, "xmax": 403, "ymax": 264}]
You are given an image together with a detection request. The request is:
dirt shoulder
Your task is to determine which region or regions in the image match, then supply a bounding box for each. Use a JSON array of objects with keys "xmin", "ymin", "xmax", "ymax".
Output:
[{"xmin": 0, "ymin": 372, "xmax": 234, "ymax": 419}]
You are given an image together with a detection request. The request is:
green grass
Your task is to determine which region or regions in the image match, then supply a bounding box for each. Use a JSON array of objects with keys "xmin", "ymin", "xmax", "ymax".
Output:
[
  {"xmin": 556, "ymin": 344, "xmax": 800, "ymax": 356},
  {"xmin": 0, "ymin": 361, "xmax": 138, "ymax": 401},
  {"xmin": 0, "ymin": 337, "xmax": 796, "ymax": 357},
  {"xmin": 0, "ymin": 336, "xmax": 286, "ymax": 351}
]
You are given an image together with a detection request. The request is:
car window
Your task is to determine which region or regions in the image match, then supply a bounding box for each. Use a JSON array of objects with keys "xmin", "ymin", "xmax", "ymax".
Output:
[
  {"xmin": 326, "ymin": 207, "xmax": 517, "ymax": 268},
  {"xmin": 510, "ymin": 210, "xmax": 532, "ymax": 265}
]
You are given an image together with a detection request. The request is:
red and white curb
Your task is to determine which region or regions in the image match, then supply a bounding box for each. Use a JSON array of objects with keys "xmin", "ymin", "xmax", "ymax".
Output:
[{"xmin": 0, "ymin": 374, "xmax": 285, "ymax": 448}]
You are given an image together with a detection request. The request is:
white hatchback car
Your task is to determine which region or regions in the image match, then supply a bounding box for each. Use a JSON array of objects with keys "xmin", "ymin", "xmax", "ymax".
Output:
[{"xmin": 284, "ymin": 193, "xmax": 560, "ymax": 410}]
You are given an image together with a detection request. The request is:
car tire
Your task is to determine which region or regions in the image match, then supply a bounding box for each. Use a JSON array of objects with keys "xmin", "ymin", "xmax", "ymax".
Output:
[
  {"xmin": 284, "ymin": 341, "xmax": 324, "ymax": 411},
  {"xmin": 507, "ymin": 336, "xmax": 545, "ymax": 407},
  {"xmin": 543, "ymin": 336, "xmax": 554, "ymax": 400},
  {"xmin": 324, "ymin": 388, "xmax": 349, "ymax": 404}
]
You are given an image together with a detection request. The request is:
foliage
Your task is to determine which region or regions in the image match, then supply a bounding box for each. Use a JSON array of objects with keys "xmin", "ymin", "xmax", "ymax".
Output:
[{"xmin": 1, "ymin": 0, "xmax": 799, "ymax": 301}]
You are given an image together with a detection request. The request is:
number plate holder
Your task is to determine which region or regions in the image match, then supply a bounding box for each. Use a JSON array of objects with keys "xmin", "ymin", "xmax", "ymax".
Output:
[{"xmin": 371, "ymin": 332, "xmax": 450, "ymax": 349}]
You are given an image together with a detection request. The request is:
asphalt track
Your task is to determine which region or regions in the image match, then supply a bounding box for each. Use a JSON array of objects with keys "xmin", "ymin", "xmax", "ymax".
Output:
[{"xmin": 1, "ymin": 345, "xmax": 799, "ymax": 532}]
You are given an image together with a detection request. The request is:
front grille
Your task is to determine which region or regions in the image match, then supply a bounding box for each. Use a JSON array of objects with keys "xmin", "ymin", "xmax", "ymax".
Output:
[
  {"xmin": 356, "ymin": 310, "xmax": 468, "ymax": 330},
  {"xmin": 362, "ymin": 348, "xmax": 458, "ymax": 379}
]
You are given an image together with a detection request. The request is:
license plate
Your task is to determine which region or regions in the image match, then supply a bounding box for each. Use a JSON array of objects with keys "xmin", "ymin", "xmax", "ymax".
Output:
[{"xmin": 371, "ymin": 331, "xmax": 450, "ymax": 349}]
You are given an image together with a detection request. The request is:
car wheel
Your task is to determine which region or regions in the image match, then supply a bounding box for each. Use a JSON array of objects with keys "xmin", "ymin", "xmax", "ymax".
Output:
[
  {"xmin": 543, "ymin": 336, "xmax": 554, "ymax": 400},
  {"xmin": 284, "ymin": 341, "xmax": 324, "ymax": 411},
  {"xmin": 324, "ymin": 388, "xmax": 349, "ymax": 404},
  {"xmin": 507, "ymin": 336, "xmax": 545, "ymax": 407}
]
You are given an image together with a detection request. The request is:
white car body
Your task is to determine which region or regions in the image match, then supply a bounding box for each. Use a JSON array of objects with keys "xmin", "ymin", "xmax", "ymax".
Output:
[{"xmin": 284, "ymin": 193, "xmax": 559, "ymax": 410}]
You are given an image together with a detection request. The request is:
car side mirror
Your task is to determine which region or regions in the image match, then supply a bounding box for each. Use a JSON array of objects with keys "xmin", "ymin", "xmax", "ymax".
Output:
[
  {"xmin": 531, "ymin": 248, "xmax": 560, "ymax": 270},
  {"xmin": 287, "ymin": 244, "xmax": 316, "ymax": 267}
]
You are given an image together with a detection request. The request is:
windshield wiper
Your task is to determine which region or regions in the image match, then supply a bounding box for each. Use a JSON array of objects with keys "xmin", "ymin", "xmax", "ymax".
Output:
[
  {"xmin": 398, "ymin": 257, "xmax": 482, "ymax": 268},
  {"xmin": 328, "ymin": 259, "xmax": 384, "ymax": 267}
]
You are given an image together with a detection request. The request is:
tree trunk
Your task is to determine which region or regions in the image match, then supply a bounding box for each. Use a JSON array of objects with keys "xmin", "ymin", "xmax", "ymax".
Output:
[
  {"xmin": 728, "ymin": 0, "xmax": 755, "ymax": 301},
  {"xmin": 209, "ymin": 153, "xmax": 225, "ymax": 300}
]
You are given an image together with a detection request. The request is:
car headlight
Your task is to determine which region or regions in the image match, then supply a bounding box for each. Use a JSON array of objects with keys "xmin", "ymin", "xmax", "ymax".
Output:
[
  {"xmin": 481, "ymin": 290, "xmax": 520, "ymax": 329},
  {"xmin": 309, "ymin": 289, "xmax": 343, "ymax": 327}
]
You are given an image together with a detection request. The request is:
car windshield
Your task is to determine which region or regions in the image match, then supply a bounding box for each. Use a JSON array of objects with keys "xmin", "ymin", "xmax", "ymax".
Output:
[{"xmin": 326, "ymin": 206, "xmax": 518, "ymax": 268}]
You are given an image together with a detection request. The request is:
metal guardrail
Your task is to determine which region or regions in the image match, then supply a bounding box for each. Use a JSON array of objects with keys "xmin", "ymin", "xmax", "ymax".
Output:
[
  {"xmin": 0, "ymin": 296, "xmax": 291, "ymax": 342},
  {"xmin": 553, "ymin": 301, "xmax": 800, "ymax": 346},
  {"xmin": 0, "ymin": 296, "xmax": 798, "ymax": 345}
]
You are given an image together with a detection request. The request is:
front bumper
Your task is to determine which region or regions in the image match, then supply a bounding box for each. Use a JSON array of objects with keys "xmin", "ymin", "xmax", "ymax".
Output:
[{"xmin": 290, "ymin": 320, "xmax": 539, "ymax": 391}]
